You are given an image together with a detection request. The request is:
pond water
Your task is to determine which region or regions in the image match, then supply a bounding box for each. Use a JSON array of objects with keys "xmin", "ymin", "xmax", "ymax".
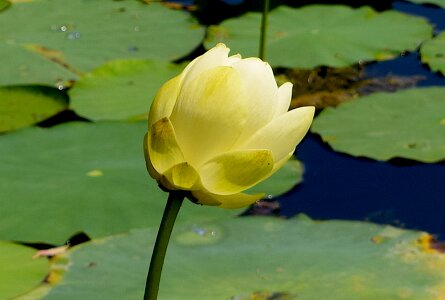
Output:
[{"xmin": 280, "ymin": 1, "xmax": 445, "ymax": 237}]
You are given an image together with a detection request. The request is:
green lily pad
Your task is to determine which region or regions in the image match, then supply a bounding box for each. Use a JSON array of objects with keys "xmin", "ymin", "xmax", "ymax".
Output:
[
  {"xmin": 41, "ymin": 216, "xmax": 445, "ymax": 299},
  {"xmin": 420, "ymin": 32, "xmax": 445, "ymax": 75},
  {"xmin": 0, "ymin": 0, "xmax": 204, "ymax": 85},
  {"xmin": 0, "ymin": 241, "xmax": 48, "ymax": 299},
  {"xmin": 406, "ymin": 0, "xmax": 445, "ymax": 7},
  {"xmin": 0, "ymin": 122, "xmax": 298, "ymax": 244},
  {"xmin": 205, "ymin": 5, "xmax": 432, "ymax": 68},
  {"xmin": 247, "ymin": 157, "xmax": 302, "ymax": 198},
  {"xmin": 0, "ymin": 43, "xmax": 77, "ymax": 87},
  {"xmin": 0, "ymin": 86, "xmax": 68, "ymax": 133},
  {"xmin": 311, "ymin": 87, "xmax": 445, "ymax": 163},
  {"xmin": 69, "ymin": 59, "xmax": 183, "ymax": 121}
]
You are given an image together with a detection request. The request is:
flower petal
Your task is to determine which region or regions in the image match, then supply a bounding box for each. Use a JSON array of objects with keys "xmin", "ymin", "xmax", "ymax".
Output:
[
  {"xmin": 143, "ymin": 133, "xmax": 161, "ymax": 180},
  {"xmin": 192, "ymin": 190, "xmax": 264, "ymax": 209},
  {"xmin": 170, "ymin": 66, "xmax": 248, "ymax": 166},
  {"xmin": 148, "ymin": 117, "xmax": 185, "ymax": 175},
  {"xmin": 148, "ymin": 75, "xmax": 181, "ymax": 128},
  {"xmin": 199, "ymin": 149, "xmax": 274, "ymax": 195},
  {"xmin": 231, "ymin": 58, "xmax": 278, "ymax": 143},
  {"xmin": 274, "ymin": 82, "xmax": 293, "ymax": 118},
  {"xmin": 181, "ymin": 43, "xmax": 232, "ymax": 86},
  {"xmin": 163, "ymin": 162, "xmax": 200, "ymax": 190},
  {"xmin": 241, "ymin": 106, "xmax": 315, "ymax": 162}
]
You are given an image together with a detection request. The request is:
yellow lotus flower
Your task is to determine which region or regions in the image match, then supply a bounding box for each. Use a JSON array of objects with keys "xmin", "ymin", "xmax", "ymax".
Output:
[{"xmin": 144, "ymin": 43, "xmax": 314, "ymax": 209}]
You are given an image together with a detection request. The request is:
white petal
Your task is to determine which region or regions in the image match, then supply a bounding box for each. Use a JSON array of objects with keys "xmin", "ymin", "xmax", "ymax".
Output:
[
  {"xmin": 241, "ymin": 106, "xmax": 315, "ymax": 162},
  {"xmin": 170, "ymin": 66, "xmax": 248, "ymax": 167}
]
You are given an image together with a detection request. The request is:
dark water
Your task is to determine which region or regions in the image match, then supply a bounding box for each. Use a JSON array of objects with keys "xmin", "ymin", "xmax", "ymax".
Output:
[{"xmin": 280, "ymin": 1, "xmax": 445, "ymax": 237}]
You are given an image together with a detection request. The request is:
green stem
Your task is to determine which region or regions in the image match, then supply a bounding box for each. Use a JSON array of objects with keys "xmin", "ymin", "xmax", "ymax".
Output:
[
  {"xmin": 144, "ymin": 191, "xmax": 184, "ymax": 300},
  {"xmin": 259, "ymin": 0, "xmax": 270, "ymax": 60}
]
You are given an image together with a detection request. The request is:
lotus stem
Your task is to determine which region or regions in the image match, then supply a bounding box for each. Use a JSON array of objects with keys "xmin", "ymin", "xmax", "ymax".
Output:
[
  {"xmin": 259, "ymin": 0, "xmax": 270, "ymax": 60},
  {"xmin": 144, "ymin": 191, "xmax": 184, "ymax": 300}
]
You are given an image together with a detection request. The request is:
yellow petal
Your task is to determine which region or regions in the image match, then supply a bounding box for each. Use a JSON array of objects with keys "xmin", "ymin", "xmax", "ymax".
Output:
[
  {"xmin": 148, "ymin": 75, "xmax": 182, "ymax": 128},
  {"xmin": 199, "ymin": 150, "xmax": 274, "ymax": 195},
  {"xmin": 148, "ymin": 117, "xmax": 185, "ymax": 175},
  {"xmin": 181, "ymin": 43, "xmax": 232, "ymax": 86},
  {"xmin": 192, "ymin": 190, "xmax": 264, "ymax": 209},
  {"xmin": 231, "ymin": 58, "xmax": 278, "ymax": 143},
  {"xmin": 163, "ymin": 162, "xmax": 200, "ymax": 190},
  {"xmin": 241, "ymin": 106, "xmax": 315, "ymax": 162},
  {"xmin": 274, "ymin": 82, "xmax": 293, "ymax": 118},
  {"xmin": 170, "ymin": 66, "xmax": 248, "ymax": 167},
  {"xmin": 143, "ymin": 133, "xmax": 161, "ymax": 180}
]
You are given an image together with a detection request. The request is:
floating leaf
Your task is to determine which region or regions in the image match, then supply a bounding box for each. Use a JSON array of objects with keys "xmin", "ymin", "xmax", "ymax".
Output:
[
  {"xmin": 0, "ymin": 241, "xmax": 48, "ymax": 299},
  {"xmin": 0, "ymin": 122, "xmax": 257, "ymax": 244},
  {"xmin": 205, "ymin": 5, "xmax": 432, "ymax": 68},
  {"xmin": 69, "ymin": 59, "xmax": 183, "ymax": 121},
  {"xmin": 421, "ymin": 32, "xmax": 445, "ymax": 75},
  {"xmin": 0, "ymin": 43, "xmax": 77, "ymax": 86},
  {"xmin": 0, "ymin": 86, "xmax": 68, "ymax": 133},
  {"xmin": 405, "ymin": 0, "xmax": 445, "ymax": 8},
  {"xmin": 247, "ymin": 158, "xmax": 303, "ymax": 197},
  {"xmin": 41, "ymin": 216, "xmax": 445, "ymax": 299},
  {"xmin": 0, "ymin": 0, "xmax": 204, "ymax": 85},
  {"xmin": 311, "ymin": 87, "xmax": 445, "ymax": 162}
]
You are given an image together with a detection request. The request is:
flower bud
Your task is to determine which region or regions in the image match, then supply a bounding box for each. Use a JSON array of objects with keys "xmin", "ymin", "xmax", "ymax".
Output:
[{"xmin": 144, "ymin": 43, "xmax": 314, "ymax": 208}]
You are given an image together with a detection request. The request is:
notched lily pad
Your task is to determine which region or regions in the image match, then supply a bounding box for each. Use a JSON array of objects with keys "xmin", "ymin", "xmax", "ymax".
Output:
[
  {"xmin": 420, "ymin": 31, "xmax": 445, "ymax": 75},
  {"xmin": 0, "ymin": 85, "xmax": 68, "ymax": 133},
  {"xmin": 205, "ymin": 5, "xmax": 432, "ymax": 68},
  {"xmin": 40, "ymin": 216, "xmax": 445, "ymax": 300},
  {"xmin": 0, "ymin": 0, "xmax": 205, "ymax": 84},
  {"xmin": 69, "ymin": 59, "xmax": 183, "ymax": 121},
  {"xmin": 311, "ymin": 87, "xmax": 445, "ymax": 162}
]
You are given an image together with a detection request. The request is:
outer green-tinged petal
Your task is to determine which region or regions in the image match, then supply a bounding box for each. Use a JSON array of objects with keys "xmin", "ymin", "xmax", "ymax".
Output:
[
  {"xmin": 274, "ymin": 82, "xmax": 293, "ymax": 118},
  {"xmin": 170, "ymin": 67, "xmax": 248, "ymax": 166},
  {"xmin": 148, "ymin": 76, "xmax": 181, "ymax": 128},
  {"xmin": 241, "ymin": 106, "xmax": 315, "ymax": 162},
  {"xmin": 192, "ymin": 190, "xmax": 264, "ymax": 209},
  {"xmin": 148, "ymin": 117, "xmax": 185, "ymax": 175},
  {"xmin": 181, "ymin": 43, "xmax": 231, "ymax": 86},
  {"xmin": 143, "ymin": 133, "xmax": 161, "ymax": 180},
  {"xmin": 199, "ymin": 150, "xmax": 274, "ymax": 195},
  {"xmin": 232, "ymin": 58, "xmax": 278, "ymax": 143},
  {"xmin": 163, "ymin": 162, "xmax": 200, "ymax": 190}
]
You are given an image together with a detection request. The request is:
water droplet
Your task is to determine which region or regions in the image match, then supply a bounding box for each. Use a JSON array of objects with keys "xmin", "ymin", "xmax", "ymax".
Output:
[
  {"xmin": 60, "ymin": 25, "xmax": 67, "ymax": 32},
  {"xmin": 67, "ymin": 32, "xmax": 81, "ymax": 40},
  {"xmin": 175, "ymin": 223, "xmax": 223, "ymax": 246},
  {"xmin": 266, "ymin": 194, "xmax": 273, "ymax": 200},
  {"xmin": 400, "ymin": 51, "xmax": 407, "ymax": 56},
  {"xmin": 133, "ymin": 26, "xmax": 140, "ymax": 32},
  {"xmin": 57, "ymin": 84, "xmax": 64, "ymax": 90}
]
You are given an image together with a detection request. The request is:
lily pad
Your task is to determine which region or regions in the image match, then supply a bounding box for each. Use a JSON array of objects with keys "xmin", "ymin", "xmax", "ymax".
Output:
[
  {"xmin": 0, "ymin": 0, "xmax": 204, "ymax": 85},
  {"xmin": 406, "ymin": 0, "xmax": 445, "ymax": 7},
  {"xmin": 0, "ymin": 43, "xmax": 77, "ymax": 87},
  {"xmin": 420, "ymin": 31, "xmax": 445, "ymax": 75},
  {"xmin": 69, "ymin": 59, "xmax": 183, "ymax": 121},
  {"xmin": 0, "ymin": 241, "xmax": 48, "ymax": 299},
  {"xmin": 41, "ymin": 216, "xmax": 445, "ymax": 299},
  {"xmin": 311, "ymin": 87, "xmax": 445, "ymax": 163},
  {"xmin": 205, "ymin": 5, "xmax": 432, "ymax": 68},
  {"xmin": 0, "ymin": 122, "xmax": 297, "ymax": 244},
  {"xmin": 0, "ymin": 86, "xmax": 68, "ymax": 133}
]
